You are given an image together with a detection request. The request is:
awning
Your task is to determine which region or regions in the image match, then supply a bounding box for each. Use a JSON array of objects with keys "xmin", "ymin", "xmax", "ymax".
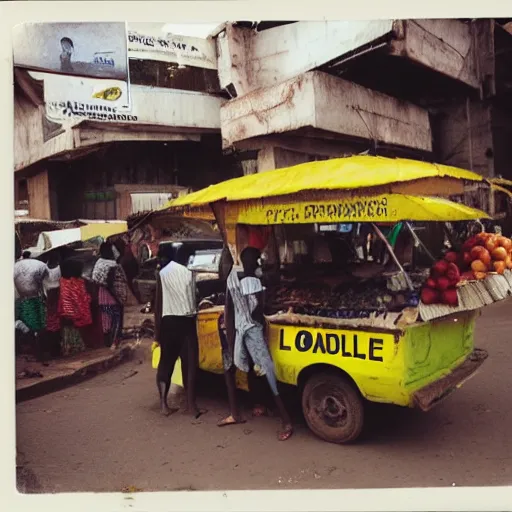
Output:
[
  {"xmin": 490, "ymin": 183, "xmax": 512, "ymax": 198},
  {"xmin": 80, "ymin": 222, "xmax": 127, "ymax": 241},
  {"xmin": 131, "ymin": 193, "xmax": 174, "ymax": 214},
  {"xmin": 489, "ymin": 177, "xmax": 512, "ymax": 190},
  {"xmin": 36, "ymin": 228, "xmax": 82, "ymax": 252},
  {"xmin": 169, "ymin": 155, "xmax": 485, "ymax": 208}
]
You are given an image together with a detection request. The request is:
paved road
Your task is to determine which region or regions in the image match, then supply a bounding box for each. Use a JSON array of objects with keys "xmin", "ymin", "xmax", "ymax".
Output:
[{"xmin": 16, "ymin": 300, "xmax": 512, "ymax": 493}]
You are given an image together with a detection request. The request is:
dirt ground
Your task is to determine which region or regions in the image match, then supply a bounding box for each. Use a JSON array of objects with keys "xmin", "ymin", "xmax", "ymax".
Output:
[{"xmin": 15, "ymin": 300, "xmax": 512, "ymax": 493}]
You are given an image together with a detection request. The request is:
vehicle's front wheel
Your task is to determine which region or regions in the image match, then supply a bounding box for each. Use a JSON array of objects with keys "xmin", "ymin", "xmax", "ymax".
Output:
[{"xmin": 301, "ymin": 372, "xmax": 364, "ymax": 444}]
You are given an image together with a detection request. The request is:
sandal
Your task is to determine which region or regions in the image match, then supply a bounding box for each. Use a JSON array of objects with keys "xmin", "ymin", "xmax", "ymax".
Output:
[
  {"xmin": 252, "ymin": 405, "xmax": 267, "ymax": 417},
  {"xmin": 217, "ymin": 415, "xmax": 246, "ymax": 427},
  {"xmin": 278, "ymin": 424, "xmax": 293, "ymax": 441}
]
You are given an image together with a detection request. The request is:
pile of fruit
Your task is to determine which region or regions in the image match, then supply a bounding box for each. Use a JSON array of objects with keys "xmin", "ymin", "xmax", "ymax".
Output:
[
  {"xmin": 460, "ymin": 232, "xmax": 512, "ymax": 279},
  {"xmin": 421, "ymin": 259, "xmax": 461, "ymax": 306},
  {"xmin": 420, "ymin": 232, "xmax": 512, "ymax": 306}
]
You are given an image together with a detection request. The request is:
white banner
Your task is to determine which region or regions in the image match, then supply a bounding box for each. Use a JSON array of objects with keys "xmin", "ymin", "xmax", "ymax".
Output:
[
  {"xmin": 13, "ymin": 22, "xmax": 129, "ymax": 81},
  {"xmin": 43, "ymin": 84, "xmax": 223, "ymax": 128},
  {"xmin": 44, "ymin": 73, "xmax": 132, "ymax": 122},
  {"xmin": 127, "ymin": 23, "xmax": 217, "ymax": 70}
]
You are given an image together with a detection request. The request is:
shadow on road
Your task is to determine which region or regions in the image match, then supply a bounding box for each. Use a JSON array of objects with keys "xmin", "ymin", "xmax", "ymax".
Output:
[{"xmin": 194, "ymin": 369, "xmax": 439, "ymax": 446}]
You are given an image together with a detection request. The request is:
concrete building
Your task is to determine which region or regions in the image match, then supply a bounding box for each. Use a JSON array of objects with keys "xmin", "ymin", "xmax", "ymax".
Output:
[
  {"xmin": 210, "ymin": 19, "xmax": 512, "ymax": 199},
  {"xmin": 14, "ymin": 42, "xmax": 242, "ymax": 220},
  {"xmin": 14, "ymin": 20, "xmax": 512, "ymax": 220}
]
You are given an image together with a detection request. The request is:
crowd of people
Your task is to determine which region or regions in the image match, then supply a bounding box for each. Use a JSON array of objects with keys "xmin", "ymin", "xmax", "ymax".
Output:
[
  {"xmin": 15, "ymin": 231, "xmax": 294, "ymax": 441},
  {"xmin": 14, "ymin": 242, "xmax": 128, "ymax": 361}
]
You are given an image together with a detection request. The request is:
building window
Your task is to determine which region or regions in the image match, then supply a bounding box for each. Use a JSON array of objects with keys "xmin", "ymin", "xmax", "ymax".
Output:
[
  {"xmin": 129, "ymin": 59, "xmax": 220, "ymax": 93},
  {"xmin": 15, "ymin": 179, "xmax": 29, "ymax": 214}
]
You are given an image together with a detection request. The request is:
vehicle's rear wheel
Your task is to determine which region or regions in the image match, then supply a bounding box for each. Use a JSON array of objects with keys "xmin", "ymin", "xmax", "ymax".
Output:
[{"xmin": 301, "ymin": 372, "xmax": 364, "ymax": 444}]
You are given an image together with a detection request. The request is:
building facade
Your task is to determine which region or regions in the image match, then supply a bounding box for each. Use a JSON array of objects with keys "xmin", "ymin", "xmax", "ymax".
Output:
[
  {"xmin": 13, "ymin": 29, "xmax": 242, "ymax": 220},
  {"xmin": 211, "ymin": 20, "xmax": 512, "ymax": 188},
  {"xmin": 14, "ymin": 20, "xmax": 512, "ymax": 220}
]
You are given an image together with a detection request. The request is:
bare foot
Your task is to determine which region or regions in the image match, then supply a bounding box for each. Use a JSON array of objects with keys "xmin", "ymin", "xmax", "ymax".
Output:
[
  {"xmin": 217, "ymin": 415, "xmax": 246, "ymax": 427},
  {"xmin": 160, "ymin": 404, "xmax": 179, "ymax": 417},
  {"xmin": 278, "ymin": 424, "xmax": 293, "ymax": 441}
]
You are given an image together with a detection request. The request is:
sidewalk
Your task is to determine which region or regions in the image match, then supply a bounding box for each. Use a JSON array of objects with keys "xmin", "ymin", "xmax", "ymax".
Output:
[
  {"xmin": 16, "ymin": 305, "xmax": 154, "ymax": 403},
  {"xmin": 16, "ymin": 341, "xmax": 143, "ymax": 402}
]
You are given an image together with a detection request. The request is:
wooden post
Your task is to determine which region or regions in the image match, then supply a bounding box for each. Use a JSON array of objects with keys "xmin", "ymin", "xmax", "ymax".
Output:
[{"xmin": 27, "ymin": 170, "xmax": 51, "ymax": 219}]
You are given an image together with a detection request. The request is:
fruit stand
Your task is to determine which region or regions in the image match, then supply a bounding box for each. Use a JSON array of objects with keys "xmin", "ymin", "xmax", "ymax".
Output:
[
  {"xmin": 163, "ymin": 156, "xmax": 506, "ymax": 444},
  {"xmin": 418, "ymin": 231, "xmax": 512, "ymax": 322}
]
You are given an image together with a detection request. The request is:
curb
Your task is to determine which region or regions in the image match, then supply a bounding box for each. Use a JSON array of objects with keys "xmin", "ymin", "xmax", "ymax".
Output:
[{"xmin": 16, "ymin": 343, "xmax": 139, "ymax": 403}]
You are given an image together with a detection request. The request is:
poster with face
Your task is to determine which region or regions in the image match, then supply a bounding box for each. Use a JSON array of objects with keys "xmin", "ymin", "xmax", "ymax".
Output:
[{"xmin": 12, "ymin": 22, "xmax": 129, "ymax": 81}]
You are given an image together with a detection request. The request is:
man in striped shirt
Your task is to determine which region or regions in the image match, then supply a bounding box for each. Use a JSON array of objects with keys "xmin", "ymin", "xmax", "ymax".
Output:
[{"xmin": 154, "ymin": 247, "xmax": 205, "ymax": 419}]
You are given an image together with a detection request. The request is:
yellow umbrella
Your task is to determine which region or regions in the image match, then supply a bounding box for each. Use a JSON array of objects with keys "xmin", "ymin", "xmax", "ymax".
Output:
[{"xmin": 171, "ymin": 155, "xmax": 484, "ymax": 208}]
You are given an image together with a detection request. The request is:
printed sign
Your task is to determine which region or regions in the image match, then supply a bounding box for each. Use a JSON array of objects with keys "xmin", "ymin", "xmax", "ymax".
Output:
[
  {"xmin": 13, "ymin": 22, "xmax": 129, "ymax": 81},
  {"xmin": 235, "ymin": 195, "xmax": 396, "ymax": 225},
  {"xmin": 127, "ymin": 23, "xmax": 217, "ymax": 70},
  {"xmin": 45, "ymin": 101, "xmax": 138, "ymax": 123},
  {"xmin": 44, "ymin": 73, "xmax": 131, "ymax": 122},
  {"xmin": 266, "ymin": 324, "xmax": 403, "ymax": 400},
  {"xmin": 276, "ymin": 327, "xmax": 386, "ymax": 362}
]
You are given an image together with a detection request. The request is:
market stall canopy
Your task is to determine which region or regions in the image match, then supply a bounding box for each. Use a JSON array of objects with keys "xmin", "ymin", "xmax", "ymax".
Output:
[
  {"xmin": 222, "ymin": 194, "xmax": 490, "ymax": 225},
  {"xmin": 79, "ymin": 221, "xmax": 127, "ymax": 241},
  {"xmin": 35, "ymin": 228, "xmax": 82, "ymax": 252},
  {"xmin": 15, "ymin": 218, "xmax": 86, "ymax": 250},
  {"xmin": 489, "ymin": 177, "xmax": 512, "ymax": 189},
  {"xmin": 157, "ymin": 202, "xmax": 216, "ymax": 221},
  {"xmin": 490, "ymin": 183, "xmax": 512, "ymax": 198},
  {"xmin": 107, "ymin": 211, "xmax": 219, "ymax": 245},
  {"xmin": 170, "ymin": 156, "xmax": 485, "ymax": 208},
  {"xmin": 15, "ymin": 218, "xmax": 126, "ymax": 250}
]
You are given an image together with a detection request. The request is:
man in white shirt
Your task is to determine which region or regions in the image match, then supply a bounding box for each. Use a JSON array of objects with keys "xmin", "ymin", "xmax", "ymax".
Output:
[
  {"xmin": 14, "ymin": 251, "xmax": 48, "ymax": 300},
  {"xmin": 14, "ymin": 251, "xmax": 49, "ymax": 361},
  {"xmin": 154, "ymin": 247, "xmax": 205, "ymax": 419}
]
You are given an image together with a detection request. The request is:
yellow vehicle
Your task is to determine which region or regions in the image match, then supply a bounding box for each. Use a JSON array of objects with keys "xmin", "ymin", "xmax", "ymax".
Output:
[{"xmin": 164, "ymin": 156, "xmax": 500, "ymax": 444}]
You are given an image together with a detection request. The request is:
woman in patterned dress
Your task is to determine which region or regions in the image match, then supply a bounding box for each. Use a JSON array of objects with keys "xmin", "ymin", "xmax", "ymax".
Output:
[
  {"xmin": 58, "ymin": 258, "xmax": 92, "ymax": 357},
  {"xmin": 43, "ymin": 252, "xmax": 62, "ymax": 357},
  {"xmin": 91, "ymin": 243, "xmax": 128, "ymax": 350}
]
